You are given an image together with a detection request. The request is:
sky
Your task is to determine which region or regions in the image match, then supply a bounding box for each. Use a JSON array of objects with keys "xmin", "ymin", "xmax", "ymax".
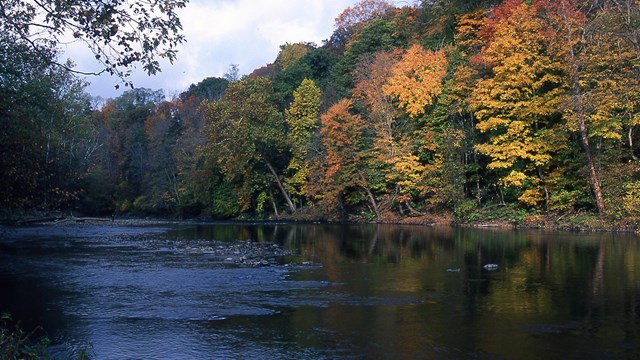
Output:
[{"xmin": 63, "ymin": 0, "xmax": 361, "ymax": 100}]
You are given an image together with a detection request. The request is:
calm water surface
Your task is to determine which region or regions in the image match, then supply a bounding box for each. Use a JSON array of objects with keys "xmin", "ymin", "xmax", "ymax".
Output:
[{"xmin": 1, "ymin": 223, "xmax": 640, "ymax": 359}]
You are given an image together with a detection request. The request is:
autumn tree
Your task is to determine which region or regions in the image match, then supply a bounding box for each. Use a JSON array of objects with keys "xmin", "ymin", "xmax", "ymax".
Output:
[
  {"xmin": 333, "ymin": 0, "xmax": 395, "ymax": 45},
  {"xmin": 353, "ymin": 50, "xmax": 412, "ymax": 215},
  {"xmin": 543, "ymin": 0, "xmax": 640, "ymax": 215},
  {"xmin": 285, "ymin": 79, "xmax": 322, "ymax": 207},
  {"xmin": 449, "ymin": 9, "xmax": 491, "ymax": 206},
  {"xmin": 528, "ymin": 0, "xmax": 605, "ymax": 214},
  {"xmin": 384, "ymin": 44, "xmax": 448, "ymax": 118},
  {"xmin": 353, "ymin": 51, "xmax": 398, "ymax": 166},
  {"xmin": 142, "ymin": 100, "xmax": 182, "ymax": 213},
  {"xmin": 381, "ymin": 44, "xmax": 450, "ymax": 211},
  {"xmin": 595, "ymin": 0, "xmax": 640, "ymax": 215},
  {"xmin": 85, "ymin": 88, "xmax": 163, "ymax": 213},
  {"xmin": 330, "ymin": 13, "xmax": 403, "ymax": 99},
  {"xmin": 470, "ymin": 0, "xmax": 566, "ymax": 208},
  {"xmin": 317, "ymin": 99, "xmax": 380, "ymax": 218}
]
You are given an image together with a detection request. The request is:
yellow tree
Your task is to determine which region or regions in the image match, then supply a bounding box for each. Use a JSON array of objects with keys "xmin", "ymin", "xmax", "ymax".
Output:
[
  {"xmin": 470, "ymin": 0, "xmax": 566, "ymax": 207},
  {"xmin": 549, "ymin": 0, "xmax": 640, "ymax": 214},
  {"xmin": 275, "ymin": 43, "xmax": 312, "ymax": 72},
  {"xmin": 529, "ymin": 0, "xmax": 640, "ymax": 215},
  {"xmin": 596, "ymin": 0, "xmax": 640, "ymax": 215},
  {"xmin": 382, "ymin": 44, "xmax": 449, "ymax": 210},
  {"xmin": 285, "ymin": 78, "xmax": 322, "ymax": 206}
]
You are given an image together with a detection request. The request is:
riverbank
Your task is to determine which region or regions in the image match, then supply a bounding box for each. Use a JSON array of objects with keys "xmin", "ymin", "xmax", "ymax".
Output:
[
  {"xmin": 1, "ymin": 208, "xmax": 639, "ymax": 234},
  {"xmin": 270, "ymin": 204, "xmax": 640, "ymax": 233}
]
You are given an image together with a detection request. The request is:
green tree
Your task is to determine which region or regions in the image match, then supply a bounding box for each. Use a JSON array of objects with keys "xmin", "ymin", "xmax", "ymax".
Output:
[
  {"xmin": 0, "ymin": 33, "xmax": 95, "ymax": 211},
  {"xmin": 275, "ymin": 43, "xmax": 314, "ymax": 71},
  {"xmin": 168, "ymin": 77, "xmax": 229, "ymax": 215},
  {"xmin": 330, "ymin": 17, "xmax": 403, "ymax": 99},
  {"xmin": 183, "ymin": 77, "xmax": 229, "ymax": 102},
  {"xmin": 0, "ymin": 0, "xmax": 187, "ymax": 86},
  {"xmin": 334, "ymin": 0, "xmax": 395, "ymax": 40},
  {"xmin": 203, "ymin": 77, "xmax": 294, "ymax": 215},
  {"xmin": 272, "ymin": 46, "xmax": 337, "ymax": 107}
]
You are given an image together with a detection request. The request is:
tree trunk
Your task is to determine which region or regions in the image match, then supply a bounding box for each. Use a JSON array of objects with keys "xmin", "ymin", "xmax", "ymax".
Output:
[
  {"xmin": 577, "ymin": 115, "xmax": 606, "ymax": 214},
  {"xmin": 405, "ymin": 202, "xmax": 425, "ymax": 216},
  {"xmin": 264, "ymin": 160, "xmax": 296, "ymax": 213},
  {"xmin": 358, "ymin": 171, "xmax": 379, "ymax": 219},
  {"xmin": 630, "ymin": 127, "xmax": 638, "ymax": 160},
  {"xmin": 268, "ymin": 188, "xmax": 279, "ymax": 218},
  {"xmin": 561, "ymin": 2, "xmax": 606, "ymax": 215}
]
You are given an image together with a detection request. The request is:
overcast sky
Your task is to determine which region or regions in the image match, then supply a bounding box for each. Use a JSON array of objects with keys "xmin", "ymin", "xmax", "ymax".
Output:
[{"xmin": 63, "ymin": 0, "xmax": 361, "ymax": 100}]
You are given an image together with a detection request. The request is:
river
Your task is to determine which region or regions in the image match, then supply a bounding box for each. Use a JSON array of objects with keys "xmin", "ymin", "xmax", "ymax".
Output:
[{"xmin": 1, "ymin": 222, "xmax": 639, "ymax": 359}]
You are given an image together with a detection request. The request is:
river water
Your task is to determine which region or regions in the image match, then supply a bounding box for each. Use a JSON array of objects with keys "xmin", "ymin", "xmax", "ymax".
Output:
[{"xmin": 1, "ymin": 222, "xmax": 640, "ymax": 359}]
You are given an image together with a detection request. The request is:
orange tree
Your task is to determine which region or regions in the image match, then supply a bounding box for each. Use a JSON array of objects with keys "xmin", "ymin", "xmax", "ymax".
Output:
[
  {"xmin": 382, "ymin": 44, "xmax": 451, "ymax": 212},
  {"xmin": 316, "ymin": 99, "xmax": 381, "ymax": 219}
]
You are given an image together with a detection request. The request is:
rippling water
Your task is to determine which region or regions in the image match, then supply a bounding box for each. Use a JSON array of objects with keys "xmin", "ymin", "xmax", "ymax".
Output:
[{"xmin": 1, "ymin": 223, "xmax": 640, "ymax": 359}]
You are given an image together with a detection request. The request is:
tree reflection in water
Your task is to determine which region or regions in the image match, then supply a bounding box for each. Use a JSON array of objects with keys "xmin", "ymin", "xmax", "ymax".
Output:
[{"xmin": 1, "ymin": 223, "xmax": 639, "ymax": 359}]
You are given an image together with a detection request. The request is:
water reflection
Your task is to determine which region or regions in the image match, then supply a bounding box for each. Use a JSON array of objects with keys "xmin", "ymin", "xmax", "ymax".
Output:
[
  {"xmin": 1, "ymin": 223, "xmax": 639, "ymax": 359},
  {"xmin": 282, "ymin": 225, "xmax": 640, "ymax": 359}
]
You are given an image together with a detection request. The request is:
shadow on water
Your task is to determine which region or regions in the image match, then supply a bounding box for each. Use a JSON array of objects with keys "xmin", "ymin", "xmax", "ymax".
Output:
[{"xmin": 1, "ymin": 222, "xmax": 640, "ymax": 359}]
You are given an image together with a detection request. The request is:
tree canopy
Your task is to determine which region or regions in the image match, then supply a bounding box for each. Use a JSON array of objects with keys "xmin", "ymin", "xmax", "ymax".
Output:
[
  {"xmin": 3, "ymin": 0, "xmax": 640, "ymax": 225},
  {"xmin": 0, "ymin": 0, "xmax": 187, "ymax": 86}
]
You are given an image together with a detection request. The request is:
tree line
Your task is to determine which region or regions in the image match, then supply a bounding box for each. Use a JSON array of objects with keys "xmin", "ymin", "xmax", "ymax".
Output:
[{"xmin": 1, "ymin": 0, "xmax": 639, "ymax": 223}]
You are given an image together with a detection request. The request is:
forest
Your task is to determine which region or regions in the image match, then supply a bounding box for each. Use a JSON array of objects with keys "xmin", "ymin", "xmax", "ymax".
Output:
[{"xmin": 1, "ymin": 0, "xmax": 639, "ymax": 226}]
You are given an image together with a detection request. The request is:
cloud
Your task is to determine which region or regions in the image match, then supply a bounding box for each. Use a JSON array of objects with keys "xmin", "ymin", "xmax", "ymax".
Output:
[{"xmin": 72, "ymin": 0, "xmax": 359, "ymax": 100}]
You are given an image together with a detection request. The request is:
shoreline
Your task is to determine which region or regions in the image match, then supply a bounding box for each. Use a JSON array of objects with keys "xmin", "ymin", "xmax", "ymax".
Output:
[{"xmin": 1, "ymin": 211, "xmax": 639, "ymax": 235}]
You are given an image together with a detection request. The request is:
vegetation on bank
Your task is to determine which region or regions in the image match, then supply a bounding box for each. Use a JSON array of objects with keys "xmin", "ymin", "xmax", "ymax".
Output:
[
  {"xmin": 0, "ymin": 313, "xmax": 90, "ymax": 360},
  {"xmin": 0, "ymin": 314, "xmax": 47, "ymax": 360},
  {"xmin": 1, "ymin": 0, "xmax": 640, "ymax": 228}
]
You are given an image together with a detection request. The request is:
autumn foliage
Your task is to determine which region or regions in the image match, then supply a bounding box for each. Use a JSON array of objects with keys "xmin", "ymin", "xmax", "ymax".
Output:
[
  {"xmin": 384, "ymin": 45, "xmax": 448, "ymax": 118},
  {"xmin": 4, "ymin": 0, "xmax": 640, "ymax": 223}
]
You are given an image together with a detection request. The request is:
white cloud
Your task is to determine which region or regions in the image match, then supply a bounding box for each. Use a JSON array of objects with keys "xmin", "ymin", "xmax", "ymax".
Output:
[{"xmin": 71, "ymin": 0, "xmax": 360, "ymax": 100}]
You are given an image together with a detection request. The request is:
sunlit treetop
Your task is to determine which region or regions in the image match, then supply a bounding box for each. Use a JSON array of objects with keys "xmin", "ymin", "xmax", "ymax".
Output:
[
  {"xmin": 0, "ymin": 0, "xmax": 187, "ymax": 88},
  {"xmin": 334, "ymin": 0, "xmax": 395, "ymax": 36},
  {"xmin": 275, "ymin": 42, "xmax": 315, "ymax": 72}
]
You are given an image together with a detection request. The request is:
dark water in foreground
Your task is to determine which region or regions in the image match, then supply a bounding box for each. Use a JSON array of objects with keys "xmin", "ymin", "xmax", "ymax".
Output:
[{"xmin": 1, "ymin": 223, "xmax": 640, "ymax": 359}]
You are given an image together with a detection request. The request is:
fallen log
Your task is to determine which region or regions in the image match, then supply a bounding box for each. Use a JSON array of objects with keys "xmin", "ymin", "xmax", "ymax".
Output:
[{"xmin": 54, "ymin": 216, "xmax": 112, "ymax": 224}]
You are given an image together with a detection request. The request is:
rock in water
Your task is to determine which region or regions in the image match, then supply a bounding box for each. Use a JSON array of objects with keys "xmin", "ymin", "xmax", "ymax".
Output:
[{"xmin": 483, "ymin": 264, "xmax": 499, "ymax": 271}]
